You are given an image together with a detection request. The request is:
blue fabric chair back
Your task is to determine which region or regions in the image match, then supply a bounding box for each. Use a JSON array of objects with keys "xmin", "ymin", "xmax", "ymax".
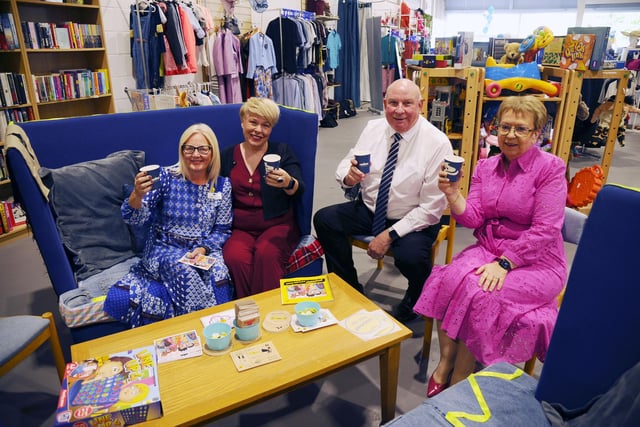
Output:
[{"xmin": 536, "ymin": 184, "xmax": 640, "ymax": 409}]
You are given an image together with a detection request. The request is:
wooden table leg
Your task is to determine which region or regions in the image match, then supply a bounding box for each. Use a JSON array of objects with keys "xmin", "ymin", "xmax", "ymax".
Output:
[{"xmin": 379, "ymin": 342, "xmax": 402, "ymax": 423}]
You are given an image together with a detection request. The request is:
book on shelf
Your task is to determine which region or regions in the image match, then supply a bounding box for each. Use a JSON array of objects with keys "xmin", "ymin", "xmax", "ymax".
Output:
[
  {"xmin": 5, "ymin": 73, "xmax": 19, "ymax": 105},
  {"xmin": 280, "ymin": 274, "xmax": 334, "ymax": 304},
  {"xmin": 0, "ymin": 13, "xmax": 19, "ymax": 50},
  {"xmin": 541, "ymin": 36, "xmax": 565, "ymax": 67},
  {"xmin": 55, "ymin": 27, "xmax": 72, "ymax": 49},
  {"xmin": 0, "ymin": 150, "xmax": 7, "ymax": 181},
  {"xmin": 0, "ymin": 202, "xmax": 11, "ymax": 233},
  {"xmin": 2, "ymin": 201, "xmax": 16, "ymax": 230},
  {"xmin": 0, "ymin": 73, "xmax": 13, "ymax": 107},
  {"xmin": 434, "ymin": 36, "xmax": 457, "ymax": 55},
  {"xmin": 471, "ymin": 41, "xmax": 489, "ymax": 66},
  {"xmin": 560, "ymin": 33, "xmax": 595, "ymax": 71},
  {"xmin": 12, "ymin": 202, "xmax": 26, "ymax": 226},
  {"xmin": 454, "ymin": 31, "xmax": 474, "ymax": 68},
  {"xmin": 53, "ymin": 345, "xmax": 163, "ymax": 426},
  {"xmin": 567, "ymin": 26, "xmax": 610, "ymax": 71}
]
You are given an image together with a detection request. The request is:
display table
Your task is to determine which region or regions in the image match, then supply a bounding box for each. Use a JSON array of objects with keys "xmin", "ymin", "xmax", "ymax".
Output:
[{"xmin": 71, "ymin": 273, "xmax": 412, "ymax": 425}]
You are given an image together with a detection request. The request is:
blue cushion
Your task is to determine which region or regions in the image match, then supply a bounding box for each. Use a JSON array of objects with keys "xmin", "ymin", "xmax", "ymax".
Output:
[
  {"xmin": 384, "ymin": 363, "xmax": 549, "ymax": 427},
  {"xmin": 39, "ymin": 150, "xmax": 145, "ymax": 280},
  {"xmin": 0, "ymin": 315, "xmax": 50, "ymax": 365}
]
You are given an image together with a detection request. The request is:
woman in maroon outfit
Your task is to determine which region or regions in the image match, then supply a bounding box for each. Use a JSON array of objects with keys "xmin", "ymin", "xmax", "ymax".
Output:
[{"xmin": 221, "ymin": 97, "xmax": 304, "ymax": 297}]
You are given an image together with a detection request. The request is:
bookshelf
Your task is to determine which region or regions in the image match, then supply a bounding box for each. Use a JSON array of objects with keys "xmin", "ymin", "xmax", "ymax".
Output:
[
  {"xmin": 0, "ymin": 0, "xmax": 114, "ymax": 124},
  {"xmin": 0, "ymin": 141, "xmax": 27, "ymax": 243}
]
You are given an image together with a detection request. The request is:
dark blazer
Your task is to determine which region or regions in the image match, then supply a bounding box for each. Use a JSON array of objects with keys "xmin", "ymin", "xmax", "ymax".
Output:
[{"xmin": 220, "ymin": 141, "xmax": 305, "ymax": 223}]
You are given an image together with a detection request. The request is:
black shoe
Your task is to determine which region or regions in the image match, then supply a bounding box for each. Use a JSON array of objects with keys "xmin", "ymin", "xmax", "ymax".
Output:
[{"xmin": 392, "ymin": 304, "xmax": 418, "ymax": 324}]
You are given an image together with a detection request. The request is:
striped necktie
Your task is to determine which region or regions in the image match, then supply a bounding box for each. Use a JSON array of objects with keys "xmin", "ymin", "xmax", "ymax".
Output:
[{"xmin": 372, "ymin": 132, "xmax": 402, "ymax": 235}]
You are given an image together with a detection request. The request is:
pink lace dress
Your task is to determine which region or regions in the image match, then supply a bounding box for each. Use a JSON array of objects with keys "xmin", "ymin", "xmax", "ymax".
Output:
[{"xmin": 413, "ymin": 147, "xmax": 568, "ymax": 365}]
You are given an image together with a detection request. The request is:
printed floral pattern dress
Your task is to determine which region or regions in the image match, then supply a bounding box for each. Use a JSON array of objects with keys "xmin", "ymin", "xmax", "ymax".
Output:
[{"xmin": 105, "ymin": 168, "xmax": 234, "ymax": 327}]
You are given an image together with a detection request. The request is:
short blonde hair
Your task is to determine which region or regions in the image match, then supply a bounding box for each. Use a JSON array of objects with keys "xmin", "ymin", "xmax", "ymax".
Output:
[
  {"xmin": 176, "ymin": 123, "xmax": 221, "ymax": 182},
  {"xmin": 239, "ymin": 97, "xmax": 280, "ymax": 126},
  {"xmin": 497, "ymin": 95, "xmax": 548, "ymax": 131}
]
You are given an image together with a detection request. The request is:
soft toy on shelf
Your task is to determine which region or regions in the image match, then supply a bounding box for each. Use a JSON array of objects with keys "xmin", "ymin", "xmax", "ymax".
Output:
[{"xmin": 499, "ymin": 42, "xmax": 524, "ymax": 65}]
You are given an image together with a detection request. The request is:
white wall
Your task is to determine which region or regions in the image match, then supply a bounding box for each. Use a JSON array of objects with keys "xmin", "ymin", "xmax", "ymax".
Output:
[{"xmin": 101, "ymin": 0, "xmax": 259, "ymax": 112}]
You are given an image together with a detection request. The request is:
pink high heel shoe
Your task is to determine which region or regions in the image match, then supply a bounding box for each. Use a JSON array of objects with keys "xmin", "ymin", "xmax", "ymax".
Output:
[{"xmin": 426, "ymin": 372, "xmax": 451, "ymax": 398}]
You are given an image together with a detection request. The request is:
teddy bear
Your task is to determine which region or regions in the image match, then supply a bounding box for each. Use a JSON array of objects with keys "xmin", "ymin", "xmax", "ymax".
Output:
[{"xmin": 499, "ymin": 42, "xmax": 524, "ymax": 65}]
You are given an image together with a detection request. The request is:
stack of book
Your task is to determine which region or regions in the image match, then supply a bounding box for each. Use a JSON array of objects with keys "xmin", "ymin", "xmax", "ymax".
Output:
[{"xmin": 0, "ymin": 200, "xmax": 27, "ymax": 236}]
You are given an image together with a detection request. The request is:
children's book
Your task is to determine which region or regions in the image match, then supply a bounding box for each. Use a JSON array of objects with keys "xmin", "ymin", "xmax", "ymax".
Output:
[
  {"xmin": 178, "ymin": 252, "xmax": 215, "ymax": 270},
  {"xmin": 560, "ymin": 33, "xmax": 595, "ymax": 71},
  {"xmin": 280, "ymin": 274, "xmax": 334, "ymax": 304},
  {"xmin": 567, "ymin": 26, "xmax": 610, "ymax": 71},
  {"xmin": 54, "ymin": 345, "xmax": 163, "ymax": 426},
  {"xmin": 154, "ymin": 330, "xmax": 203, "ymax": 363},
  {"xmin": 454, "ymin": 31, "xmax": 474, "ymax": 69},
  {"xmin": 541, "ymin": 36, "xmax": 565, "ymax": 67},
  {"xmin": 471, "ymin": 41, "xmax": 489, "ymax": 67}
]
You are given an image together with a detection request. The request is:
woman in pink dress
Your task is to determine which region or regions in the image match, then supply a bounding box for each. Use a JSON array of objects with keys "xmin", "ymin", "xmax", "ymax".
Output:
[{"xmin": 413, "ymin": 96, "xmax": 567, "ymax": 397}]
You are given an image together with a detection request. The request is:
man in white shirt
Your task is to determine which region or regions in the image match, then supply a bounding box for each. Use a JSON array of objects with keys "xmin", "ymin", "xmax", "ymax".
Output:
[{"xmin": 314, "ymin": 79, "xmax": 453, "ymax": 323}]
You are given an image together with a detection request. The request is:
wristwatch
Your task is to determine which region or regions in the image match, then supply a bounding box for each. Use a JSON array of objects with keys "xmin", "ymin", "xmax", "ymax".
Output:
[
  {"xmin": 286, "ymin": 177, "xmax": 296, "ymax": 190},
  {"xmin": 495, "ymin": 258, "xmax": 512, "ymax": 271},
  {"xmin": 388, "ymin": 227, "xmax": 400, "ymax": 242}
]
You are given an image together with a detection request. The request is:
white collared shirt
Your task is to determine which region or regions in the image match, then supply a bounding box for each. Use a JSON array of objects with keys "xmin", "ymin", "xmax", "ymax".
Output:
[{"xmin": 336, "ymin": 116, "xmax": 453, "ymax": 237}]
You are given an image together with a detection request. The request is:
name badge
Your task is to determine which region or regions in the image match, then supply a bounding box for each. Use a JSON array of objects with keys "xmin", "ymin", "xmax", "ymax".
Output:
[{"xmin": 208, "ymin": 192, "xmax": 222, "ymax": 200}]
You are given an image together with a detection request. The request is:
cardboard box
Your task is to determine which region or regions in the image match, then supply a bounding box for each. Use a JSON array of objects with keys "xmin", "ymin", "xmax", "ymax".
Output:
[{"xmin": 54, "ymin": 346, "xmax": 162, "ymax": 426}]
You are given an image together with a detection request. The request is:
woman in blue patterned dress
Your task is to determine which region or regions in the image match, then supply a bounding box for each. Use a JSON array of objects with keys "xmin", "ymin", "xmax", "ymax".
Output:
[{"xmin": 105, "ymin": 124, "xmax": 234, "ymax": 327}]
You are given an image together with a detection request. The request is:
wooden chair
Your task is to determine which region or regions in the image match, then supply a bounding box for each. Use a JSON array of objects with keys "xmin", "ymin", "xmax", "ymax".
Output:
[
  {"xmin": 350, "ymin": 217, "xmax": 456, "ymax": 271},
  {"xmin": 0, "ymin": 312, "xmax": 66, "ymax": 382}
]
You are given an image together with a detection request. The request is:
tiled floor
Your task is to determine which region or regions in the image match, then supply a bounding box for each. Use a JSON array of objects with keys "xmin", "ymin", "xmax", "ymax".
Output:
[{"xmin": 1, "ymin": 107, "xmax": 639, "ymax": 426}]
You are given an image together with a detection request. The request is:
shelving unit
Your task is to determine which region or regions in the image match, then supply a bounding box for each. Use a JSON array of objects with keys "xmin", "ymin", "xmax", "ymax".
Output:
[
  {"xmin": 557, "ymin": 68, "xmax": 631, "ymax": 183},
  {"xmin": 0, "ymin": 142, "xmax": 27, "ymax": 243},
  {"xmin": 473, "ymin": 66, "xmax": 572, "ymax": 173},
  {"xmin": 409, "ymin": 66, "xmax": 484, "ymax": 198},
  {"xmin": 0, "ymin": 0, "xmax": 114, "ymax": 121}
]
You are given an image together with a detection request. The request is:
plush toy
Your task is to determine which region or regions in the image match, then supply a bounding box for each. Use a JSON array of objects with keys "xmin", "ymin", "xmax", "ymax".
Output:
[{"xmin": 499, "ymin": 42, "xmax": 524, "ymax": 65}]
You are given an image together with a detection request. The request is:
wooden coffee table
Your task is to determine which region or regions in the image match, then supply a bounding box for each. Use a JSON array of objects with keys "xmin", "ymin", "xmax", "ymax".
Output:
[{"xmin": 71, "ymin": 273, "xmax": 413, "ymax": 425}]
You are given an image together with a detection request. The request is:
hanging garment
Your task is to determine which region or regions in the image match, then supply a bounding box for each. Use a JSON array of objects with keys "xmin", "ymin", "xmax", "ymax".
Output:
[
  {"xmin": 212, "ymin": 29, "xmax": 243, "ymax": 103},
  {"xmin": 162, "ymin": 1, "xmax": 187, "ymax": 68},
  {"xmin": 266, "ymin": 17, "xmax": 302, "ymax": 75},
  {"xmin": 326, "ymin": 30, "xmax": 342, "ymax": 69},
  {"xmin": 130, "ymin": 4, "xmax": 166, "ymax": 89}
]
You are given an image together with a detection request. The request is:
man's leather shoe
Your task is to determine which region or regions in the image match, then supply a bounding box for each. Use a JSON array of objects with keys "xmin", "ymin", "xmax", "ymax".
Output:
[{"xmin": 392, "ymin": 305, "xmax": 418, "ymax": 323}]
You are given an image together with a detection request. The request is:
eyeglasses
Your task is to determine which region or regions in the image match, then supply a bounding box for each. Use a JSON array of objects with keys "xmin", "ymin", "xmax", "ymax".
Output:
[
  {"xmin": 497, "ymin": 124, "xmax": 534, "ymax": 138},
  {"xmin": 182, "ymin": 145, "xmax": 211, "ymax": 155}
]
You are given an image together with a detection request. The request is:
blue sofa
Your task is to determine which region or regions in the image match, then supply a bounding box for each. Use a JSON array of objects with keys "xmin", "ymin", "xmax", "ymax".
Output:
[
  {"xmin": 385, "ymin": 184, "xmax": 640, "ymax": 426},
  {"xmin": 6, "ymin": 104, "xmax": 322, "ymax": 343}
]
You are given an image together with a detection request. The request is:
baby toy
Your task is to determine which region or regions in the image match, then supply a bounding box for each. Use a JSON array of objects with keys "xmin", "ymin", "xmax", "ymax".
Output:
[
  {"xmin": 520, "ymin": 26, "xmax": 555, "ymax": 63},
  {"xmin": 499, "ymin": 42, "xmax": 524, "ymax": 65}
]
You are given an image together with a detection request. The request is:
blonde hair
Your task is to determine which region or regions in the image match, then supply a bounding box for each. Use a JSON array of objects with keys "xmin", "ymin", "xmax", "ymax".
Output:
[
  {"xmin": 176, "ymin": 123, "xmax": 221, "ymax": 182},
  {"xmin": 497, "ymin": 96, "xmax": 548, "ymax": 131},
  {"xmin": 239, "ymin": 97, "xmax": 280, "ymax": 126}
]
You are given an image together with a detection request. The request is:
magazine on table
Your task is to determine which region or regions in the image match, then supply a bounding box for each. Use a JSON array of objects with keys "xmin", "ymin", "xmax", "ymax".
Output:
[{"xmin": 280, "ymin": 274, "xmax": 334, "ymax": 304}]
